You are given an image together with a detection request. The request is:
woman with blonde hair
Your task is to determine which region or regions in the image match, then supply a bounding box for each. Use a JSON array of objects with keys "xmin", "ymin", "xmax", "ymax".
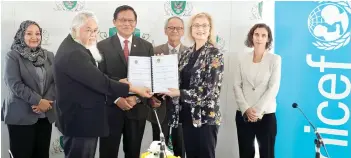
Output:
[{"xmin": 163, "ymin": 12, "xmax": 224, "ymax": 158}]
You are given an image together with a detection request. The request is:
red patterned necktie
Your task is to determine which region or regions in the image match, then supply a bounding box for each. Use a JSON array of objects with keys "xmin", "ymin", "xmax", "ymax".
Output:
[{"xmin": 123, "ymin": 40, "xmax": 129, "ymax": 62}]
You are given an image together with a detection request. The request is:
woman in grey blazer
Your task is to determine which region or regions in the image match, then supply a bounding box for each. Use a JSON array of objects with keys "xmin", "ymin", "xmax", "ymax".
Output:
[
  {"xmin": 233, "ymin": 23, "xmax": 281, "ymax": 158},
  {"xmin": 2, "ymin": 20, "xmax": 56, "ymax": 158}
]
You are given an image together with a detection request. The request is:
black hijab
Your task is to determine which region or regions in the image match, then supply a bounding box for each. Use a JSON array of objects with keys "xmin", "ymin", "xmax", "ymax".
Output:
[{"xmin": 10, "ymin": 20, "xmax": 48, "ymax": 67}]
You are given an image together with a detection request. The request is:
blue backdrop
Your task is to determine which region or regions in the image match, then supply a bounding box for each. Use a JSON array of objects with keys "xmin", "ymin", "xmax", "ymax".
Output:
[{"xmin": 275, "ymin": 1, "xmax": 351, "ymax": 158}]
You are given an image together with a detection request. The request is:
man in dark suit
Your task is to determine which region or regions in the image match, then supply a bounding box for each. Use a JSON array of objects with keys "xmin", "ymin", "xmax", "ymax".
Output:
[
  {"xmin": 98, "ymin": 5, "xmax": 162, "ymax": 158},
  {"xmin": 152, "ymin": 16, "xmax": 187, "ymax": 158},
  {"xmin": 53, "ymin": 11, "xmax": 152, "ymax": 158}
]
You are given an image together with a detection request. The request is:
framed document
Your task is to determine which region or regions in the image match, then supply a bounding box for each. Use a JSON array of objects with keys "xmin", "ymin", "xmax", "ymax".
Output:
[{"xmin": 128, "ymin": 54, "xmax": 179, "ymax": 93}]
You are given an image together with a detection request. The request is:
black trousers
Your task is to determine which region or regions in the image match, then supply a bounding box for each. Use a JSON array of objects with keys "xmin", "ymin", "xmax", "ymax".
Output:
[
  {"xmin": 7, "ymin": 118, "xmax": 52, "ymax": 158},
  {"xmin": 151, "ymin": 121, "xmax": 185, "ymax": 158},
  {"xmin": 182, "ymin": 124, "xmax": 219, "ymax": 158},
  {"xmin": 235, "ymin": 111, "xmax": 277, "ymax": 158},
  {"xmin": 63, "ymin": 136, "xmax": 98, "ymax": 158},
  {"xmin": 99, "ymin": 118, "xmax": 146, "ymax": 158}
]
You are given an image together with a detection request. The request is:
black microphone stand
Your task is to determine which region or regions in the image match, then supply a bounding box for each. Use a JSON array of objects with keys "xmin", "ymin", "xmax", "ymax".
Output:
[
  {"xmin": 294, "ymin": 104, "xmax": 331, "ymax": 158},
  {"xmin": 153, "ymin": 108, "xmax": 167, "ymax": 158}
]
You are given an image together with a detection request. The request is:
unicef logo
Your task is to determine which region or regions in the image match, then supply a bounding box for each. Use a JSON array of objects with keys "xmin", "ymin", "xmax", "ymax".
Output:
[{"xmin": 308, "ymin": 2, "xmax": 351, "ymax": 50}]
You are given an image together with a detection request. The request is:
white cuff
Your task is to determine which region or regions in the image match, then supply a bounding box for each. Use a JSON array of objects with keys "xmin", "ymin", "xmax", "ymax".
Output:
[{"xmin": 114, "ymin": 97, "xmax": 120, "ymax": 104}]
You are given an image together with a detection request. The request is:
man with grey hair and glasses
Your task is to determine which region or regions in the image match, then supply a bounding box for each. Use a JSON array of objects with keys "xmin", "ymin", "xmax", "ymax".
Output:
[
  {"xmin": 53, "ymin": 11, "xmax": 152, "ymax": 158},
  {"xmin": 152, "ymin": 16, "xmax": 187, "ymax": 158}
]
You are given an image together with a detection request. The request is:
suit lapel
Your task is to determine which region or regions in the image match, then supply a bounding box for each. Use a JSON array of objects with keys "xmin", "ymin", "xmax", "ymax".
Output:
[
  {"xmin": 176, "ymin": 44, "xmax": 186, "ymax": 60},
  {"xmin": 22, "ymin": 58, "xmax": 40, "ymax": 91},
  {"xmin": 85, "ymin": 49, "xmax": 96, "ymax": 67},
  {"xmin": 179, "ymin": 44, "xmax": 186, "ymax": 54},
  {"xmin": 243, "ymin": 53, "xmax": 255, "ymax": 87},
  {"xmin": 112, "ymin": 35, "xmax": 127, "ymax": 66},
  {"xmin": 43, "ymin": 53, "xmax": 51, "ymax": 91},
  {"xmin": 244, "ymin": 52, "xmax": 269, "ymax": 88},
  {"xmin": 130, "ymin": 36, "xmax": 139, "ymax": 57},
  {"xmin": 160, "ymin": 43, "xmax": 169, "ymax": 55}
]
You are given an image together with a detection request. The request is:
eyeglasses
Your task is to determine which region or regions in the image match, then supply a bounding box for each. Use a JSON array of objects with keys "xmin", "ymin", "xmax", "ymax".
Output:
[
  {"xmin": 117, "ymin": 18, "xmax": 136, "ymax": 24},
  {"xmin": 167, "ymin": 26, "xmax": 184, "ymax": 31},
  {"xmin": 85, "ymin": 29, "xmax": 99, "ymax": 34},
  {"xmin": 192, "ymin": 24, "xmax": 211, "ymax": 29}
]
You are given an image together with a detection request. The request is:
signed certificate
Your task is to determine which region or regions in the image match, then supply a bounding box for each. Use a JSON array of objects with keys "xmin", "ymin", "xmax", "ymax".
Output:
[
  {"xmin": 127, "ymin": 57, "xmax": 152, "ymax": 89},
  {"xmin": 128, "ymin": 55, "xmax": 179, "ymax": 93}
]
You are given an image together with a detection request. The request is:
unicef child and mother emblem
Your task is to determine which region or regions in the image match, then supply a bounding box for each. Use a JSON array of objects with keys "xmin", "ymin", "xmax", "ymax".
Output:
[{"xmin": 308, "ymin": 2, "xmax": 351, "ymax": 50}]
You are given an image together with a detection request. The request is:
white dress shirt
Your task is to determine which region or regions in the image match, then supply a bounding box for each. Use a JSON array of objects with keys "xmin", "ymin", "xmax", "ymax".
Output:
[
  {"xmin": 114, "ymin": 33, "xmax": 133, "ymax": 104},
  {"xmin": 233, "ymin": 51, "xmax": 282, "ymax": 118},
  {"xmin": 117, "ymin": 32, "xmax": 133, "ymax": 54}
]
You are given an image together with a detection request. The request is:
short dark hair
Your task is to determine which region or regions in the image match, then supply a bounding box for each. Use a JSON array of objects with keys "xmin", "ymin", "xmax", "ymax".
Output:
[
  {"xmin": 113, "ymin": 5, "xmax": 137, "ymax": 21},
  {"xmin": 245, "ymin": 23, "xmax": 273, "ymax": 50}
]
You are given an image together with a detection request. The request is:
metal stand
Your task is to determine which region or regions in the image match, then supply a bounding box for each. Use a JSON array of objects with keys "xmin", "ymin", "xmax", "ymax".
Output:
[
  {"xmin": 153, "ymin": 109, "xmax": 167, "ymax": 158},
  {"xmin": 295, "ymin": 105, "xmax": 331, "ymax": 158},
  {"xmin": 314, "ymin": 132, "xmax": 330, "ymax": 158}
]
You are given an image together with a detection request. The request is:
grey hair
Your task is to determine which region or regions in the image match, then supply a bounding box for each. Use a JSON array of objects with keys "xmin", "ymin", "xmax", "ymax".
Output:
[
  {"xmin": 164, "ymin": 16, "xmax": 184, "ymax": 29},
  {"xmin": 70, "ymin": 10, "xmax": 98, "ymax": 38}
]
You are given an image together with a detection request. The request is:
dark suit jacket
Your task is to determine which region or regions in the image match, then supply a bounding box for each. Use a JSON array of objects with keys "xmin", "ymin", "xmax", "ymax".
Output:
[
  {"xmin": 53, "ymin": 35, "xmax": 130, "ymax": 137},
  {"xmin": 97, "ymin": 34, "xmax": 154, "ymax": 124},
  {"xmin": 2, "ymin": 50, "xmax": 56, "ymax": 125},
  {"xmin": 151, "ymin": 43, "xmax": 187, "ymax": 124}
]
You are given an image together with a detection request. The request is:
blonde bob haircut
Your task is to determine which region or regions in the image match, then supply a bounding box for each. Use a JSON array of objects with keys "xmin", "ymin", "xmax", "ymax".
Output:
[{"xmin": 188, "ymin": 12, "xmax": 216, "ymax": 46}]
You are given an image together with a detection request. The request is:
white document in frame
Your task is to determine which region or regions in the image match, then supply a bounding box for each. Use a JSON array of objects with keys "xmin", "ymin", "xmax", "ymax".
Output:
[
  {"xmin": 128, "ymin": 56, "xmax": 152, "ymax": 92},
  {"xmin": 151, "ymin": 54, "xmax": 179, "ymax": 93}
]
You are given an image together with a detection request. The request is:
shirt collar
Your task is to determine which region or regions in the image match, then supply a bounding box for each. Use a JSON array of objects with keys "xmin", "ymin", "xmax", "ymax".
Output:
[
  {"xmin": 168, "ymin": 43, "xmax": 181, "ymax": 52},
  {"xmin": 117, "ymin": 32, "xmax": 133, "ymax": 43}
]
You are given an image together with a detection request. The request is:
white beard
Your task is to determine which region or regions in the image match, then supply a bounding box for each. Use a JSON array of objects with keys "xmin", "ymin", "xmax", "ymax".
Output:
[
  {"xmin": 87, "ymin": 44, "xmax": 102, "ymax": 62},
  {"xmin": 72, "ymin": 35, "xmax": 102, "ymax": 63}
]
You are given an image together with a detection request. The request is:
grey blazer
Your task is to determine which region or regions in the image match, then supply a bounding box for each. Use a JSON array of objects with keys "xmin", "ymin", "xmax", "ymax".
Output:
[
  {"xmin": 153, "ymin": 43, "xmax": 187, "ymax": 56},
  {"xmin": 2, "ymin": 50, "xmax": 56, "ymax": 125}
]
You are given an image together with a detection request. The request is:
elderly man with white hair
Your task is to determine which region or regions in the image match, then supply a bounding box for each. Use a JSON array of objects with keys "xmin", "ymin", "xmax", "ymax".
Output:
[{"xmin": 53, "ymin": 11, "xmax": 152, "ymax": 158}]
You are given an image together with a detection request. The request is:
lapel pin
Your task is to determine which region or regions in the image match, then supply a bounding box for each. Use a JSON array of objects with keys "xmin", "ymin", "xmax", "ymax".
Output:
[{"xmin": 133, "ymin": 44, "xmax": 136, "ymax": 47}]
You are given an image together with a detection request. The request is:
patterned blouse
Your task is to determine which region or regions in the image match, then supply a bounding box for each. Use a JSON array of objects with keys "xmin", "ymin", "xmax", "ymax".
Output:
[{"xmin": 169, "ymin": 42, "xmax": 224, "ymax": 128}]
